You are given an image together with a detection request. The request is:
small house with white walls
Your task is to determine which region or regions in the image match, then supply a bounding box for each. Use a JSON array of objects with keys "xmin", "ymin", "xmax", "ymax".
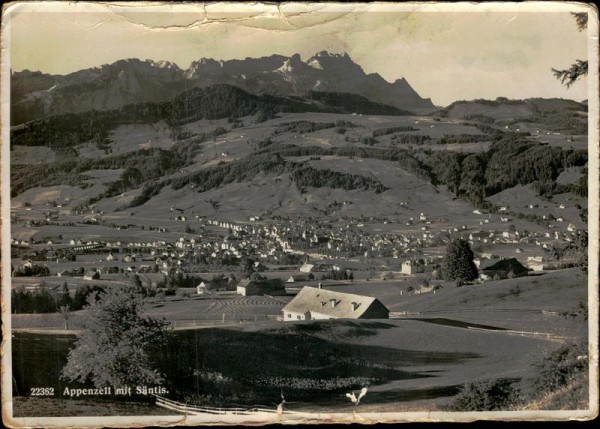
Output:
[{"xmin": 401, "ymin": 260, "xmax": 423, "ymax": 275}]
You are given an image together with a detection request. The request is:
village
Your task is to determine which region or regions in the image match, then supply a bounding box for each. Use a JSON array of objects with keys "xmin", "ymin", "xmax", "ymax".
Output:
[{"xmin": 10, "ymin": 193, "xmax": 583, "ymax": 329}]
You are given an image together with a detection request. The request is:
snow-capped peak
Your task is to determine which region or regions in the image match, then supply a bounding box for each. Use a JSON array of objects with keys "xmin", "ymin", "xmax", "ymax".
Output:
[
  {"xmin": 276, "ymin": 59, "xmax": 294, "ymax": 74},
  {"xmin": 314, "ymin": 50, "xmax": 348, "ymax": 59},
  {"xmin": 307, "ymin": 58, "xmax": 323, "ymax": 70},
  {"xmin": 155, "ymin": 60, "xmax": 179, "ymax": 70}
]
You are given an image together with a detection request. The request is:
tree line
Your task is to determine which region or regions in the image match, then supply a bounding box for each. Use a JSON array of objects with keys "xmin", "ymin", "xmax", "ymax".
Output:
[
  {"xmin": 273, "ymin": 120, "xmax": 354, "ymax": 135},
  {"xmin": 140, "ymin": 152, "xmax": 388, "ymax": 207},
  {"xmin": 11, "ymin": 283, "xmax": 104, "ymax": 314},
  {"xmin": 429, "ymin": 134, "xmax": 587, "ymax": 204},
  {"xmin": 372, "ymin": 125, "xmax": 418, "ymax": 137},
  {"xmin": 11, "ymin": 132, "xmax": 207, "ymax": 198}
]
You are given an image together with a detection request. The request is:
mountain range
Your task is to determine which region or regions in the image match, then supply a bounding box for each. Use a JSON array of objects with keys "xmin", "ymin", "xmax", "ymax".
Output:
[{"xmin": 11, "ymin": 51, "xmax": 433, "ymax": 125}]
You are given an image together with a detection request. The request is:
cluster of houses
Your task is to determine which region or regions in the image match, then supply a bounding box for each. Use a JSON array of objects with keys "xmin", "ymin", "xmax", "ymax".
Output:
[
  {"xmin": 10, "ymin": 205, "xmax": 584, "ymax": 310},
  {"xmin": 202, "ymin": 217, "xmax": 446, "ymax": 261},
  {"xmin": 13, "ymin": 200, "xmax": 580, "ymax": 265}
]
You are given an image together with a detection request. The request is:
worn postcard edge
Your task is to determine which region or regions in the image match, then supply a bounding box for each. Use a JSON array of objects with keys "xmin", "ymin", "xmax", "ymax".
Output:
[{"xmin": 0, "ymin": 1, "xmax": 598, "ymax": 427}]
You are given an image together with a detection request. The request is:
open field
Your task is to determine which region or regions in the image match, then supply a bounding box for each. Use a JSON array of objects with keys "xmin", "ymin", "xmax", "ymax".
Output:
[
  {"xmin": 12, "ymin": 267, "xmax": 587, "ymax": 337},
  {"xmin": 12, "ymin": 317, "xmax": 562, "ymax": 414},
  {"xmin": 487, "ymin": 185, "xmax": 587, "ymax": 230}
]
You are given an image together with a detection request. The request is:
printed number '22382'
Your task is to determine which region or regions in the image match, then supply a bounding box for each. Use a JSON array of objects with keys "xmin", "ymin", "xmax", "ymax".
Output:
[{"xmin": 30, "ymin": 388, "xmax": 54, "ymax": 396}]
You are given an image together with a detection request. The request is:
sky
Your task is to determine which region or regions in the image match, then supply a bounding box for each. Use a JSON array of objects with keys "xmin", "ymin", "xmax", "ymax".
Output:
[{"xmin": 4, "ymin": 2, "xmax": 593, "ymax": 106}]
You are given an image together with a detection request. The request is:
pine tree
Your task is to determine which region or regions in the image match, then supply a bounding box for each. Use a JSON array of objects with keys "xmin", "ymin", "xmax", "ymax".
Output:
[
  {"xmin": 552, "ymin": 13, "xmax": 588, "ymax": 87},
  {"xmin": 444, "ymin": 238, "xmax": 478, "ymax": 282}
]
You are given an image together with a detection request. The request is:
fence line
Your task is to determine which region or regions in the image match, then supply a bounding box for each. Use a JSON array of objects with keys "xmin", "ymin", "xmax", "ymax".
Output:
[
  {"xmin": 389, "ymin": 311, "xmax": 421, "ymax": 318},
  {"xmin": 390, "ymin": 308, "xmax": 566, "ymax": 318},
  {"xmin": 168, "ymin": 313, "xmax": 284, "ymax": 329},
  {"xmin": 153, "ymin": 395, "xmax": 297, "ymax": 415},
  {"xmin": 466, "ymin": 326, "xmax": 568, "ymax": 341},
  {"xmin": 389, "ymin": 311, "xmax": 569, "ymax": 341}
]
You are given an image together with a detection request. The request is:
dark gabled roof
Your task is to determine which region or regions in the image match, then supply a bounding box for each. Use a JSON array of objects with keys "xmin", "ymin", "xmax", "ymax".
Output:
[
  {"xmin": 236, "ymin": 278, "xmax": 251, "ymax": 288},
  {"xmin": 483, "ymin": 258, "xmax": 528, "ymax": 275},
  {"xmin": 84, "ymin": 270, "xmax": 99, "ymax": 278}
]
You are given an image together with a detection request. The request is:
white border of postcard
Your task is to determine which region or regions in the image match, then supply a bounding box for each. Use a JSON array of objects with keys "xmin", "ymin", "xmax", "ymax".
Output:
[{"xmin": 1, "ymin": 1, "xmax": 598, "ymax": 426}]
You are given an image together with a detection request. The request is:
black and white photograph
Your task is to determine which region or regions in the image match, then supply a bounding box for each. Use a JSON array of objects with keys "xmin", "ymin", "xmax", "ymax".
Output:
[{"xmin": 1, "ymin": 2, "xmax": 598, "ymax": 426}]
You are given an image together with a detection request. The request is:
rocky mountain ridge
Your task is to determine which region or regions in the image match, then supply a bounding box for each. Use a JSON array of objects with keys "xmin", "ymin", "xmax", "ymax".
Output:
[{"xmin": 11, "ymin": 52, "xmax": 433, "ymax": 125}]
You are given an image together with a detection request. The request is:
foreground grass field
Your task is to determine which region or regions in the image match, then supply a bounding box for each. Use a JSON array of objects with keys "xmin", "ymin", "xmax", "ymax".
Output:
[{"xmin": 13, "ymin": 315, "xmax": 571, "ymax": 416}]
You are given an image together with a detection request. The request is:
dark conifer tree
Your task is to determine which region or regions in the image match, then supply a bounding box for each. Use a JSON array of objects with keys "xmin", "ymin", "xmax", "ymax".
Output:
[{"xmin": 444, "ymin": 238, "xmax": 478, "ymax": 282}]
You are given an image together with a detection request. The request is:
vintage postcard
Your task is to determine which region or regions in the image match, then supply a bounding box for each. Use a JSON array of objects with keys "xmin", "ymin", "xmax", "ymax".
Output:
[{"xmin": 1, "ymin": 1, "xmax": 598, "ymax": 426}]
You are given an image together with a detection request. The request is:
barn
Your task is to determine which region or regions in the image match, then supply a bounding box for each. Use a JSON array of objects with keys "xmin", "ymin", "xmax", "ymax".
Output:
[
  {"xmin": 282, "ymin": 286, "xmax": 389, "ymax": 321},
  {"xmin": 236, "ymin": 279, "xmax": 258, "ymax": 296},
  {"xmin": 480, "ymin": 258, "xmax": 529, "ymax": 281}
]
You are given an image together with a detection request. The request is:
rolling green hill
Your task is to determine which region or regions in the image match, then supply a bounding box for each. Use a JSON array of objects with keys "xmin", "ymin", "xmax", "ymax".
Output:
[{"xmin": 9, "ymin": 88, "xmax": 588, "ymax": 231}]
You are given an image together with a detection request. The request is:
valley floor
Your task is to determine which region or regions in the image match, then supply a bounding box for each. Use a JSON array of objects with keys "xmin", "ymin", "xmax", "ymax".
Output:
[{"xmin": 10, "ymin": 267, "xmax": 589, "ymax": 417}]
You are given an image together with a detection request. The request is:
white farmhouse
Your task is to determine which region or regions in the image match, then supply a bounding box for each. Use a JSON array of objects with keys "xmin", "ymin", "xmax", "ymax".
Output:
[{"xmin": 282, "ymin": 287, "xmax": 389, "ymax": 321}]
